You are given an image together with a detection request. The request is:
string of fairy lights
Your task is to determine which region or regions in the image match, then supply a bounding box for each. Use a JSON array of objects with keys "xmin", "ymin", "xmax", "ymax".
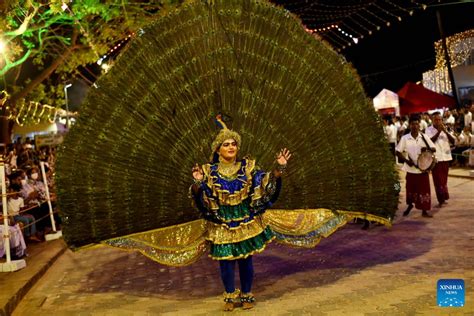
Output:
[
  {"xmin": 423, "ymin": 28, "xmax": 474, "ymax": 94},
  {"xmin": 0, "ymin": 90, "xmax": 73, "ymax": 126},
  {"xmin": 0, "ymin": 90, "xmax": 65, "ymax": 126},
  {"xmin": 96, "ymin": 33, "xmax": 134, "ymax": 71},
  {"xmin": 272, "ymin": 0, "xmax": 454, "ymax": 52}
]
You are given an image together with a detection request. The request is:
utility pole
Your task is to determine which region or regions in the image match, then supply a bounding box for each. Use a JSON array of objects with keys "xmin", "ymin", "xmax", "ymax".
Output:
[{"xmin": 64, "ymin": 83, "xmax": 72, "ymax": 128}]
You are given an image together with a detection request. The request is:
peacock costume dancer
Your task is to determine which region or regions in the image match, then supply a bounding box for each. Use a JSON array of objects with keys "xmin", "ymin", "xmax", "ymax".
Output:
[
  {"xmin": 56, "ymin": 0, "xmax": 399, "ymax": 311},
  {"xmin": 190, "ymin": 115, "xmax": 290, "ymax": 309}
]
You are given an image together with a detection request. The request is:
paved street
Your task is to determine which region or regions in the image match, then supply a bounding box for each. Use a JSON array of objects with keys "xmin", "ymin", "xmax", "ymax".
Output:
[{"xmin": 13, "ymin": 174, "xmax": 474, "ymax": 315}]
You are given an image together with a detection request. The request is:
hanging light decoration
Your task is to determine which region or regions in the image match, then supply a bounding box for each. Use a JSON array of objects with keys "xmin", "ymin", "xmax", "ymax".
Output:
[
  {"xmin": 423, "ymin": 29, "xmax": 474, "ymax": 94},
  {"xmin": 271, "ymin": 0, "xmax": 451, "ymax": 51}
]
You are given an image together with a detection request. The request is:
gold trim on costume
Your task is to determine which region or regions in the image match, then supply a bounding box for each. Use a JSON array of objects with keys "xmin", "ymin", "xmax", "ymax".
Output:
[
  {"xmin": 210, "ymin": 235, "xmax": 276, "ymax": 260},
  {"xmin": 200, "ymin": 158, "xmax": 258, "ymax": 206},
  {"xmin": 206, "ymin": 216, "xmax": 267, "ymax": 244},
  {"xmin": 274, "ymin": 217, "xmax": 349, "ymax": 248},
  {"xmin": 250, "ymin": 171, "xmax": 270, "ymax": 202},
  {"xmin": 223, "ymin": 289, "xmax": 241, "ymax": 299},
  {"xmin": 217, "ymin": 161, "xmax": 241, "ymax": 179}
]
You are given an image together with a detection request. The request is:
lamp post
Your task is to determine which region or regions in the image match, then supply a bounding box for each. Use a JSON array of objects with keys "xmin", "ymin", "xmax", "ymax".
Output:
[{"xmin": 64, "ymin": 83, "xmax": 72, "ymax": 128}]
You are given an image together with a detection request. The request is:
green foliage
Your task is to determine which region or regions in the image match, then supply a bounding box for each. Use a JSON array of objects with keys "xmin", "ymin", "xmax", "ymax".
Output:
[{"xmin": 1, "ymin": 0, "xmax": 183, "ymax": 105}]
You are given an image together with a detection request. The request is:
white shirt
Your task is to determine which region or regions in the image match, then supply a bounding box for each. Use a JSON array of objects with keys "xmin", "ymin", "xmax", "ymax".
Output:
[
  {"xmin": 456, "ymin": 132, "xmax": 473, "ymax": 147},
  {"xmin": 464, "ymin": 111, "xmax": 472, "ymax": 127},
  {"xmin": 425, "ymin": 126, "xmax": 452, "ymax": 161},
  {"xmin": 388, "ymin": 124, "xmax": 397, "ymax": 143},
  {"xmin": 384, "ymin": 125, "xmax": 397, "ymax": 143},
  {"xmin": 396, "ymin": 132, "xmax": 436, "ymax": 174},
  {"xmin": 420, "ymin": 120, "xmax": 428, "ymax": 131},
  {"xmin": 445, "ymin": 115, "xmax": 455, "ymax": 125},
  {"xmin": 7, "ymin": 197, "xmax": 24, "ymax": 216}
]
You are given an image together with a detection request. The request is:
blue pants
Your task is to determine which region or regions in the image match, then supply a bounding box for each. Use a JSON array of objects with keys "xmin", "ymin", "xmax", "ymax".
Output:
[
  {"xmin": 14, "ymin": 214, "xmax": 36, "ymax": 237},
  {"xmin": 219, "ymin": 256, "xmax": 254, "ymax": 294}
]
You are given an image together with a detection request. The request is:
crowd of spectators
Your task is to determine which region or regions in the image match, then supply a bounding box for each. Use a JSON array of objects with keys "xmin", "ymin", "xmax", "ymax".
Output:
[
  {"xmin": 0, "ymin": 138, "xmax": 58, "ymax": 260},
  {"xmin": 382, "ymin": 104, "xmax": 473, "ymax": 166}
]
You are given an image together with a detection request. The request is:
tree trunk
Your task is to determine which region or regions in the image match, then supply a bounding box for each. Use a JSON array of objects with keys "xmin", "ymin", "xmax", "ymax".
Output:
[{"xmin": 0, "ymin": 117, "xmax": 10, "ymax": 144}]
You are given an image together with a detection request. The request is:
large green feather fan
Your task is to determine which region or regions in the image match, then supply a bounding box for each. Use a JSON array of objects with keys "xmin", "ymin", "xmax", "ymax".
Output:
[{"xmin": 56, "ymin": 0, "xmax": 399, "ymax": 250}]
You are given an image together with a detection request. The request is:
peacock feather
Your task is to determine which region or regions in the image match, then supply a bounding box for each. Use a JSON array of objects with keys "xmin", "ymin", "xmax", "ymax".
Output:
[{"xmin": 56, "ymin": 0, "xmax": 399, "ymax": 251}]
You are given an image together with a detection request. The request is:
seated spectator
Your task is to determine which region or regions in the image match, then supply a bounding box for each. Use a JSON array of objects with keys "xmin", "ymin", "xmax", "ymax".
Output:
[
  {"xmin": 9, "ymin": 170, "xmax": 49, "ymax": 233},
  {"xmin": 0, "ymin": 215, "xmax": 27, "ymax": 259},
  {"xmin": 27, "ymin": 166, "xmax": 47, "ymax": 203},
  {"xmin": 452, "ymin": 126, "xmax": 473, "ymax": 166},
  {"xmin": 7, "ymin": 183, "xmax": 41, "ymax": 242},
  {"xmin": 27, "ymin": 165, "xmax": 61, "ymax": 229}
]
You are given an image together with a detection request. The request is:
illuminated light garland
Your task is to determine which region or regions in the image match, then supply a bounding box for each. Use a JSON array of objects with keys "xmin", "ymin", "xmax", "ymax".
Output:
[
  {"xmin": 434, "ymin": 29, "xmax": 474, "ymax": 69},
  {"xmin": 342, "ymin": 22, "xmax": 364, "ymax": 39},
  {"xmin": 372, "ymin": 3, "xmax": 401, "ymax": 22},
  {"xmin": 0, "ymin": 92, "xmax": 64, "ymax": 126},
  {"xmin": 273, "ymin": 0, "xmax": 439, "ymax": 51},
  {"xmin": 423, "ymin": 29, "xmax": 473, "ymax": 94},
  {"xmin": 97, "ymin": 33, "xmax": 134, "ymax": 66},
  {"xmin": 326, "ymin": 31, "xmax": 350, "ymax": 47},
  {"xmin": 423, "ymin": 68, "xmax": 451, "ymax": 95},
  {"xmin": 384, "ymin": 0, "xmax": 412, "ymax": 15}
]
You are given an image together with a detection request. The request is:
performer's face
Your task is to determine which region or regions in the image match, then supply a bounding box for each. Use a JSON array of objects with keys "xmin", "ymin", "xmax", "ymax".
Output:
[{"xmin": 219, "ymin": 138, "xmax": 238, "ymax": 161}]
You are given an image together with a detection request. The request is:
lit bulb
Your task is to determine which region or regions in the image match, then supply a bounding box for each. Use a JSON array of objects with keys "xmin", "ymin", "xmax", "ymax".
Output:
[
  {"xmin": 353, "ymin": 38, "xmax": 358, "ymax": 44},
  {"xmin": 0, "ymin": 39, "xmax": 6, "ymax": 53}
]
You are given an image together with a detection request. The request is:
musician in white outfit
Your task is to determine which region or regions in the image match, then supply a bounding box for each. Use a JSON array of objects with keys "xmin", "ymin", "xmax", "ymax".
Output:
[{"xmin": 396, "ymin": 114, "xmax": 436, "ymax": 218}]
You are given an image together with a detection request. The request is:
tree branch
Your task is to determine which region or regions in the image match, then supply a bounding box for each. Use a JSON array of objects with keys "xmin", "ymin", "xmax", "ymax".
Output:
[{"xmin": 10, "ymin": 45, "xmax": 76, "ymax": 103}]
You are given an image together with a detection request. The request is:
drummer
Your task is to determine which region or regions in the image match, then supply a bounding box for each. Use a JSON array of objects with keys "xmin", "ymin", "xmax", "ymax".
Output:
[
  {"xmin": 425, "ymin": 112, "xmax": 455, "ymax": 207},
  {"xmin": 396, "ymin": 114, "xmax": 437, "ymax": 218}
]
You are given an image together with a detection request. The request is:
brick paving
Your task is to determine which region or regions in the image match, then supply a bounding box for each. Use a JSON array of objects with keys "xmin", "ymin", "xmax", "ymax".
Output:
[{"xmin": 11, "ymin": 173, "xmax": 474, "ymax": 315}]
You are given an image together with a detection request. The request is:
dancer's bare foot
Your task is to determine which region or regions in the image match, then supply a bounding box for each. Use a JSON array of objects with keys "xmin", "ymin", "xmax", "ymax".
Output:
[{"xmin": 242, "ymin": 302, "xmax": 254, "ymax": 310}]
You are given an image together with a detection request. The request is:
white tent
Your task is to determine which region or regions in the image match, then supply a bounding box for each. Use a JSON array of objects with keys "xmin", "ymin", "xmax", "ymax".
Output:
[
  {"xmin": 373, "ymin": 89, "xmax": 400, "ymax": 116},
  {"xmin": 12, "ymin": 122, "xmax": 68, "ymax": 140}
]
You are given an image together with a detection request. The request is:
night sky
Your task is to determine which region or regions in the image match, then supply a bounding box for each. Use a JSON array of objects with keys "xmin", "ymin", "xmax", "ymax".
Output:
[{"xmin": 343, "ymin": 2, "xmax": 474, "ymax": 97}]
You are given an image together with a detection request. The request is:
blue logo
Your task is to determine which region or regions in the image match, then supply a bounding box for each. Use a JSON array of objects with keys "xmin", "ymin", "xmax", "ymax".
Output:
[{"xmin": 437, "ymin": 279, "xmax": 464, "ymax": 307}]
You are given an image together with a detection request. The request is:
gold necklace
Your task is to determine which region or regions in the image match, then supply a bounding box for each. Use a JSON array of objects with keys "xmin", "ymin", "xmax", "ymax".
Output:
[{"xmin": 217, "ymin": 161, "xmax": 241, "ymax": 179}]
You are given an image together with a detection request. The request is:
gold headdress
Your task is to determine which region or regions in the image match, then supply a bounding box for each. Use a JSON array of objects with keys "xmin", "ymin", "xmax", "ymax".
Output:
[{"xmin": 211, "ymin": 114, "xmax": 241, "ymax": 154}]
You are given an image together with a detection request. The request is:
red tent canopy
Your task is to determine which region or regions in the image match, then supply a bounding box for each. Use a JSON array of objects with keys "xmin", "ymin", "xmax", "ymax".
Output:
[{"xmin": 397, "ymin": 82, "xmax": 456, "ymax": 115}]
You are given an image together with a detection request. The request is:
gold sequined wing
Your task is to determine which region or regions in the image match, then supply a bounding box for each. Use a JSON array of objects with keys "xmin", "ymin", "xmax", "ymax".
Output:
[
  {"xmin": 264, "ymin": 209, "xmax": 391, "ymax": 248},
  {"xmin": 103, "ymin": 219, "xmax": 209, "ymax": 266}
]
